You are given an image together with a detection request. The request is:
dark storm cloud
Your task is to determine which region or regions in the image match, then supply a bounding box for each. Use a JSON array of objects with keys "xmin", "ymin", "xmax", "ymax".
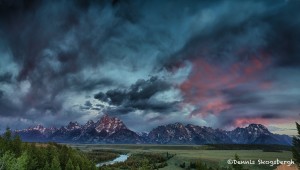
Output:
[
  {"xmin": 0, "ymin": 0, "xmax": 197, "ymax": 123},
  {"xmin": 160, "ymin": 0, "xmax": 300, "ymax": 129},
  {"xmin": 0, "ymin": 1, "xmax": 82, "ymax": 117},
  {"xmin": 163, "ymin": 0, "xmax": 300, "ymax": 69},
  {"xmin": 91, "ymin": 107, "xmax": 101, "ymax": 111},
  {"xmin": 105, "ymin": 107, "xmax": 136, "ymax": 115},
  {"xmin": 84, "ymin": 101, "xmax": 92, "ymax": 107},
  {"xmin": 260, "ymin": 113, "xmax": 283, "ymax": 119},
  {"xmin": 0, "ymin": 95, "xmax": 20, "ymax": 117},
  {"xmin": 218, "ymin": 111, "xmax": 286, "ymax": 127},
  {"xmin": 79, "ymin": 106, "xmax": 90, "ymax": 110},
  {"xmin": 222, "ymin": 88, "xmax": 264, "ymax": 105},
  {"xmin": 147, "ymin": 115, "xmax": 165, "ymax": 122},
  {"xmin": 265, "ymin": 1, "xmax": 300, "ymax": 68},
  {"xmin": 72, "ymin": 78, "xmax": 114, "ymax": 91},
  {"xmin": 216, "ymin": 95, "xmax": 300, "ymax": 128},
  {"xmin": 232, "ymin": 92, "xmax": 300, "ymax": 111},
  {"xmin": 215, "ymin": 86, "xmax": 300, "ymax": 127},
  {"xmin": 79, "ymin": 100, "xmax": 93, "ymax": 110},
  {"xmin": 95, "ymin": 77, "xmax": 171, "ymax": 105},
  {"xmin": 0, "ymin": 72, "xmax": 12, "ymax": 83},
  {"xmin": 0, "ymin": 0, "xmax": 147, "ymax": 121},
  {"xmin": 94, "ymin": 76, "xmax": 178, "ymax": 114},
  {"xmin": 0, "ymin": 0, "xmax": 299, "ymax": 131}
]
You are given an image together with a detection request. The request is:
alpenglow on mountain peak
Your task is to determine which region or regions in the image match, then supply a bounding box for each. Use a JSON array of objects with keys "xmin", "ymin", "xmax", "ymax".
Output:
[{"xmin": 14, "ymin": 114, "xmax": 292, "ymax": 145}]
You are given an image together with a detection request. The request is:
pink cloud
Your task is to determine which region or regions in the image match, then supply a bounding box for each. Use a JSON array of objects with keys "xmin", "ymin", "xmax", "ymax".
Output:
[{"xmin": 180, "ymin": 53, "xmax": 272, "ymax": 118}]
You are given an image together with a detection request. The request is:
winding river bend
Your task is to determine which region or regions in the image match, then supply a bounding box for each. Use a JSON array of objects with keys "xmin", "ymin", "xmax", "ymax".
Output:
[{"xmin": 96, "ymin": 154, "xmax": 129, "ymax": 167}]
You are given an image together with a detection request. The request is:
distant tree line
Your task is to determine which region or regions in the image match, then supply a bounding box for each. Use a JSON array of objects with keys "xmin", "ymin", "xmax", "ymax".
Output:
[
  {"xmin": 86, "ymin": 150, "xmax": 119, "ymax": 163},
  {"xmin": 0, "ymin": 128, "xmax": 96, "ymax": 170},
  {"xmin": 206, "ymin": 144, "xmax": 291, "ymax": 151}
]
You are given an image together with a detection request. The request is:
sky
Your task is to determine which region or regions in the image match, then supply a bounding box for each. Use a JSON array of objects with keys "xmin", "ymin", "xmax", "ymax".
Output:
[{"xmin": 0, "ymin": 0, "xmax": 299, "ymax": 135}]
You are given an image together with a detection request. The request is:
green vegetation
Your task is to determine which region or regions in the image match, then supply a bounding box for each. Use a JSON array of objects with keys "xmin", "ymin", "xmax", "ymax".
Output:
[
  {"xmin": 0, "ymin": 128, "xmax": 96, "ymax": 170},
  {"xmin": 206, "ymin": 144, "xmax": 291, "ymax": 151},
  {"xmin": 232, "ymin": 154, "xmax": 243, "ymax": 170},
  {"xmin": 99, "ymin": 152, "xmax": 174, "ymax": 170},
  {"xmin": 292, "ymin": 122, "xmax": 300, "ymax": 168},
  {"xmin": 96, "ymin": 152, "xmax": 242, "ymax": 170},
  {"xmin": 86, "ymin": 149, "xmax": 121, "ymax": 163},
  {"xmin": 71, "ymin": 143, "xmax": 291, "ymax": 152},
  {"xmin": 71, "ymin": 144, "xmax": 293, "ymax": 170},
  {"xmin": 182, "ymin": 161, "xmax": 230, "ymax": 170}
]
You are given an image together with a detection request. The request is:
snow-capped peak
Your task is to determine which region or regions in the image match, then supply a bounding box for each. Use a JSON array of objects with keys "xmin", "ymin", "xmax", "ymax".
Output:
[
  {"xmin": 95, "ymin": 114, "xmax": 127, "ymax": 135},
  {"xmin": 66, "ymin": 121, "xmax": 81, "ymax": 130},
  {"xmin": 246, "ymin": 124, "xmax": 270, "ymax": 134}
]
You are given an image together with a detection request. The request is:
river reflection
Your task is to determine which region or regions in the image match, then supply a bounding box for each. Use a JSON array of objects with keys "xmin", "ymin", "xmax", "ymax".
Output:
[{"xmin": 96, "ymin": 154, "xmax": 129, "ymax": 167}]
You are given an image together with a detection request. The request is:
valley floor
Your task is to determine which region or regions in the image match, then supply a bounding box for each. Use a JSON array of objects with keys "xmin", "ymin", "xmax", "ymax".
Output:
[{"xmin": 69, "ymin": 144, "xmax": 295, "ymax": 170}]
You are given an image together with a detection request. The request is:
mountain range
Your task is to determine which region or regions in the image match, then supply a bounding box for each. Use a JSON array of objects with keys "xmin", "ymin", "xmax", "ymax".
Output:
[{"xmin": 14, "ymin": 115, "xmax": 292, "ymax": 145}]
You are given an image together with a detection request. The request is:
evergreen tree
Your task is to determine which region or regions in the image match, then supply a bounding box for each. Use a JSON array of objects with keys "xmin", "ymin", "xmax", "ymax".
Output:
[
  {"xmin": 0, "ymin": 157, "xmax": 4, "ymax": 170},
  {"xmin": 12, "ymin": 135, "xmax": 22, "ymax": 157},
  {"xmin": 26, "ymin": 143, "xmax": 38, "ymax": 170},
  {"xmin": 46, "ymin": 145, "xmax": 58, "ymax": 164},
  {"xmin": 51, "ymin": 156, "xmax": 61, "ymax": 170},
  {"xmin": 43, "ymin": 161, "xmax": 51, "ymax": 170},
  {"xmin": 2, "ymin": 128, "xmax": 12, "ymax": 153},
  {"xmin": 15, "ymin": 151, "xmax": 29, "ymax": 170},
  {"xmin": 232, "ymin": 154, "xmax": 243, "ymax": 170},
  {"xmin": 1, "ymin": 129, "xmax": 95, "ymax": 170},
  {"xmin": 3, "ymin": 128, "xmax": 12, "ymax": 141},
  {"xmin": 1, "ymin": 151, "xmax": 16, "ymax": 170},
  {"xmin": 292, "ymin": 122, "xmax": 300, "ymax": 168},
  {"xmin": 0, "ymin": 135, "xmax": 3, "ymax": 155},
  {"xmin": 59, "ymin": 145, "xmax": 69, "ymax": 169},
  {"xmin": 65, "ymin": 159, "xmax": 74, "ymax": 170},
  {"xmin": 26, "ymin": 157, "xmax": 38, "ymax": 170}
]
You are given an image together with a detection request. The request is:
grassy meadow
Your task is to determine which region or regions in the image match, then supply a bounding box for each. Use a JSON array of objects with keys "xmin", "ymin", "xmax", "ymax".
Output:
[{"xmin": 69, "ymin": 144, "xmax": 294, "ymax": 170}]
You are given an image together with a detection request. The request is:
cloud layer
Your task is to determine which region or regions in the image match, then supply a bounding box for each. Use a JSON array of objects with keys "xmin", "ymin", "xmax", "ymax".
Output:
[{"xmin": 0, "ymin": 0, "xmax": 300, "ymax": 133}]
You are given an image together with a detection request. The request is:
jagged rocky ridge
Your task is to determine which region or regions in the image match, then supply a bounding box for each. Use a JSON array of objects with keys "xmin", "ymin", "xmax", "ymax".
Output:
[{"xmin": 15, "ymin": 115, "xmax": 292, "ymax": 145}]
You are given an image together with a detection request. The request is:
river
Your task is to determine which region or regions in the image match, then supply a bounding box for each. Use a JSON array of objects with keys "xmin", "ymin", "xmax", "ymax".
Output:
[{"xmin": 96, "ymin": 154, "xmax": 129, "ymax": 167}]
